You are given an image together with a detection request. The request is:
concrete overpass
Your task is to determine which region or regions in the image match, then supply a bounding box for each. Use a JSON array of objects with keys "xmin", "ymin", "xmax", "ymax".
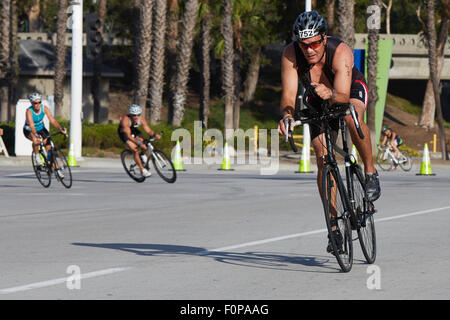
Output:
[
  {"xmin": 354, "ymin": 34, "xmax": 450, "ymax": 80},
  {"xmin": 18, "ymin": 32, "xmax": 450, "ymax": 80}
]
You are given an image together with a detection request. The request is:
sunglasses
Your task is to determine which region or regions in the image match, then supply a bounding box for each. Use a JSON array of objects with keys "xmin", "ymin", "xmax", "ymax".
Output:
[
  {"xmin": 32, "ymin": 101, "xmax": 41, "ymax": 105},
  {"xmin": 298, "ymin": 38, "xmax": 324, "ymax": 50}
]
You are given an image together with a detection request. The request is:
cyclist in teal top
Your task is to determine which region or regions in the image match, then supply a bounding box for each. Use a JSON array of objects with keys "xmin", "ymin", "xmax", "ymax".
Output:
[{"xmin": 23, "ymin": 92, "xmax": 67, "ymax": 166}]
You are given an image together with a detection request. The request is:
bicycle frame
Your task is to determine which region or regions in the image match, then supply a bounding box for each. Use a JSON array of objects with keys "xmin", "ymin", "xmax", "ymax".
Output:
[
  {"xmin": 322, "ymin": 117, "xmax": 358, "ymax": 227},
  {"xmin": 380, "ymin": 146, "xmax": 399, "ymax": 165}
]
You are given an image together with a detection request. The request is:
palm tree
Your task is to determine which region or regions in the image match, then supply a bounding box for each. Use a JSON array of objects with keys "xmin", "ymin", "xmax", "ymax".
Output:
[
  {"xmin": 133, "ymin": 0, "xmax": 154, "ymax": 114},
  {"xmin": 337, "ymin": 0, "xmax": 355, "ymax": 49},
  {"xmin": 92, "ymin": 0, "xmax": 107, "ymax": 123},
  {"xmin": 325, "ymin": 0, "xmax": 336, "ymax": 35},
  {"xmin": 418, "ymin": 2, "xmax": 449, "ymax": 129},
  {"xmin": 425, "ymin": 0, "xmax": 448, "ymax": 160},
  {"xmin": 54, "ymin": 0, "xmax": 69, "ymax": 118},
  {"xmin": 148, "ymin": 0, "xmax": 167, "ymax": 125},
  {"xmin": 367, "ymin": 0, "xmax": 380, "ymax": 156},
  {"xmin": 166, "ymin": 0, "xmax": 179, "ymax": 122},
  {"xmin": 0, "ymin": 0, "xmax": 11, "ymax": 121},
  {"xmin": 222, "ymin": 0, "xmax": 234, "ymax": 141},
  {"xmin": 170, "ymin": 0, "xmax": 199, "ymax": 127},
  {"xmin": 199, "ymin": 0, "xmax": 212, "ymax": 128},
  {"xmin": 9, "ymin": 0, "xmax": 18, "ymax": 119}
]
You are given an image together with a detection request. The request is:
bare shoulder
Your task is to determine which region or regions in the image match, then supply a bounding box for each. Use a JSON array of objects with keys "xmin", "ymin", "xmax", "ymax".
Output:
[
  {"xmin": 334, "ymin": 42, "xmax": 354, "ymax": 63},
  {"xmin": 282, "ymin": 42, "xmax": 297, "ymax": 67}
]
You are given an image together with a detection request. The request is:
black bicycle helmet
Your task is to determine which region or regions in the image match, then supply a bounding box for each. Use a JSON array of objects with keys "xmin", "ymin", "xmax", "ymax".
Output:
[{"xmin": 292, "ymin": 10, "xmax": 327, "ymax": 40}]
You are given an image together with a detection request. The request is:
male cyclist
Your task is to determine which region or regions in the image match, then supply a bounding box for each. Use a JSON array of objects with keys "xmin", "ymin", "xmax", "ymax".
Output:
[
  {"xmin": 277, "ymin": 11, "xmax": 380, "ymax": 254},
  {"xmin": 23, "ymin": 92, "xmax": 67, "ymax": 177},
  {"xmin": 118, "ymin": 104, "xmax": 161, "ymax": 178}
]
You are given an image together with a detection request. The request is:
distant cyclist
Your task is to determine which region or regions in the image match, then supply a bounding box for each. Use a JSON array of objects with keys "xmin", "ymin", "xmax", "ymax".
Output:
[
  {"xmin": 381, "ymin": 126, "xmax": 404, "ymax": 166},
  {"xmin": 118, "ymin": 104, "xmax": 161, "ymax": 178},
  {"xmin": 23, "ymin": 92, "xmax": 67, "ymax": 170}
]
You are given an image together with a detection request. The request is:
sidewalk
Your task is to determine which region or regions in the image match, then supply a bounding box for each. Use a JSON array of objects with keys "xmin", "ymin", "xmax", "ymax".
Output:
[{"xmin": 1, "ymin": 153, "xmax": 449, "ymax": 171}]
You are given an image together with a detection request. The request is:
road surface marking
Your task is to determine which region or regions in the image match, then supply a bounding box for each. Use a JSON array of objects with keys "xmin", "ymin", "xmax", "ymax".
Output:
[
  {"xmin": 0, "ymin": 267, "xmax": 131, "ymax": 295},
  {"xmin": 198, "ymin": 205, "xmax": 450, "ymax": 255}
]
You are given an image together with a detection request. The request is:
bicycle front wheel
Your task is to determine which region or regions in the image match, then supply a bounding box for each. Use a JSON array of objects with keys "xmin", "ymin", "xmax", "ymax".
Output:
[
  {"xmin": 121, "ymin": 150, "xmax": 145, "ymax": 183},
  {"xmin": 322, "ymin": 166, "xmax": 353, "ymax": 272},
  {"xmin": 54, "ymin": 149, "xmax": 72, "ymax": 188},
  {"xmin": 399, "ymin": 150, "xmax": 413, "ymax": 171},
  {"xmin": 376, "ymin": 148, "xmax": 393, "ymax": 171},
  {"xmin": 31, "ymin": 151, "xmax": 51, "ymax": 188},
  {"xmin": 351, "ymin": 165, "xmax": 376, "ymax": 264},
  {"xmin": 151, "ymin": 149, "xmax": 177, "ymax": 183}
]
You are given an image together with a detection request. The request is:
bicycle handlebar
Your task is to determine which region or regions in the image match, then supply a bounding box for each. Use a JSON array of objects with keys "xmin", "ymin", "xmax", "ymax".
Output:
[{"xmin": 283, "ymin": 102, "xmax": 364, "ymax": 152}]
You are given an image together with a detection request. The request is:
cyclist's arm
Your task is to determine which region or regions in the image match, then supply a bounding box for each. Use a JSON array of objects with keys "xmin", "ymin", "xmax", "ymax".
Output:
[
  {"xmin": 140, "ymin": 116, "xmax": 155, "ymax": 137},
  {"xmin": 26, "ymin": 109, "xmax": 39, "ymax": 137},
  {"xmin": 329, "ymin": 43, "xmax": 353, "ymax": 103},
  {"xmin": 43, "ymin": 106, "xmax": 65, "ymax": 133},
  {"xmin": 280, "ymin": 43, "xmax": 297, "ymax": 118},
  {"xmin": 380, "ymin": 135, "xmax": 387, "ymax": 146}
]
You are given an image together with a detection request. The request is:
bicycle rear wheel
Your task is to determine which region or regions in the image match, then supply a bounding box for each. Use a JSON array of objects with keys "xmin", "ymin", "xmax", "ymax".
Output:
[
  {"xmin": 121, "ymin": 150, "xmax": 145, "ymax": 183},
  {"xmin": 376, "ymin": 149, "xmax": 393, "ymax": 171},
  {"xmin": 151, "ymin": 149, "xmax": 177, "ymax": 183},
  {"xmin": 54, "ymin": 149, "xmax": 72, "ymax": 188},
  {"xmin": 31, "ymin": 151, "xmax": 51, "ymax": 188},
  {"xmin": 399, "ymin": 150, "xmax": 413, "ymax": 171},
  {"xmin": 351, "ymin": 165, "xmax": 376, "ymax": 264},
  {"xmin": 322, "ymin": 166, "xmax": 353, "ymax": 272}
]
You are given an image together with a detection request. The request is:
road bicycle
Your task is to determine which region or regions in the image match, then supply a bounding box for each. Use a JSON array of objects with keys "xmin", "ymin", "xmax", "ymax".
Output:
[
  {"xmin": 376, "ymin": 144, "xmax": 412, "ymax": 171},
  {"xmin": 284, "ymin": 92, "xmax": 376, "ymax": 272},
  {"xmin": 121, "ymin": 134, "xmax": 176, "ymax": 183},
  {"xmin": 31, "ymin": 131, "xmax": 72, "ymax": 189}
]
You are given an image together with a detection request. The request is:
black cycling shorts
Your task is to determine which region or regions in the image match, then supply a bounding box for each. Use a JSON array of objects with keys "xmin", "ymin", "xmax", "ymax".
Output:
[
  {"xmin": 309, "ymin": 80, "xmax": 369, "ymax": 141},
  {"xmin": 23, "ymin": 127, "xmax": 50, "ymax": 141},
  {"xmin": 118, "ymin": 126, "xmax": 143, "ymax": 144}
]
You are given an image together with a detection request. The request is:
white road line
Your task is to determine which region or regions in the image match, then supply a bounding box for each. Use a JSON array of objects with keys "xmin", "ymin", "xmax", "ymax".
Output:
[
  {"xmin": 0, "ymin": 267, "xmax": 131, "ymax": 295},
  {"xmin": 198, "ymin": 205, "xmax": 450, "ymax": 255}
]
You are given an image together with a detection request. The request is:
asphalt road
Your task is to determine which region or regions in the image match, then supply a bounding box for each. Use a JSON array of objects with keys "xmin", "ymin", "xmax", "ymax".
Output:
[{"xmin": 0, "ymin": 163, "xmax": 449, "ymax": 301}]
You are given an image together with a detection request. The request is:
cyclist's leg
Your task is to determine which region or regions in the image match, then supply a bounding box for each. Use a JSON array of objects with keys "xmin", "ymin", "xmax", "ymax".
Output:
[
  {"xmin": 311, "ymin": 128, "xmax": 339, "ymax": 229},
  {"xmin": 23, "ymin": 127, "xmax": 40, "ymax": 155},
  {"xmin": 126, "ymin": 140, "xmax": 144, "ymax": 173},
  {"xmin": 346, "ymin": 81, "xmax": 376, "ymax": 174},
  {"xmin": 345, "ymin": 99, "xmax": 376, "ymax": 174}
]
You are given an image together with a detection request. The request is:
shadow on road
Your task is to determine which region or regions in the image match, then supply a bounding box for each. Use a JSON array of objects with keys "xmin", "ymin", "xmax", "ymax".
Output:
[{"xmin": 72, "ymin": 242, "xmax": 342, "ymax": 273}]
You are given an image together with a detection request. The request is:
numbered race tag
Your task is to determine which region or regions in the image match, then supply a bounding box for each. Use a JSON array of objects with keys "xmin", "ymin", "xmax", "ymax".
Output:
[{"xmin": 298, "ymin": 29, "xmax": 317, "ymax": 39}]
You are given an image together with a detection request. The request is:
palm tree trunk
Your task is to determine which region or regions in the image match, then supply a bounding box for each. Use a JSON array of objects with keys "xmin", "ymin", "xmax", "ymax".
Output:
[
  {"xmin": 200, "ymin": 3, "xmax": 212, "ymax": 128},
  {"xmin": 337, "ymin": 0, "xmax": 355, "ymax": 49},
  {"xmin": 149, "ymin": 0, "xmax": 167, "ymax": 124},
  {"xmin": 166, "ymin": 0, "xmax": 179, "ymax": 123},
  {"xmin": 418, "ymin": 13, "xmax": 448, "ymax": 129},
  {"xmin": 133, "ymin": 0, "xmax": 154, "ymax": 114},
  {"xmin": 170, "ymin": 0, "xmax": 199, "ymax": 127},
  {"xmin": 367, "ymin": 0, "xmax": 380, "ymax": 156},
  {"xmin": 54, "ymin": 0, "xmax": 68, "ymax": 118},
  {"xmin": 0, "ymin": 0, "xmax": 11, "ymax": 122},
  {"xmin": 92, "ymin": 0, "xmax": 107, "ymax": 123},
  {"xmin": 222, "ymin": 0, "xmax": 234, "ymax": 141},
  {"xmin": 9, "ymin": 0, "xmax": 18, "ymax": 119},
  {"xmin": 425, "ymin": 0, "xmax": 448, "ymax": 160},
  {"xmin": 325, "ymin": 0, "xmax": 336, "ymax": 35},
  {"xmin": 243, "ymin": 47, "xmax": 261, "ymax": 104}
]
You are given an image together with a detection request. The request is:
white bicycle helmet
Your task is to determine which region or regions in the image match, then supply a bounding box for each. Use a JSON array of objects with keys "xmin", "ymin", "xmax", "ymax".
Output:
[
  {"xmin": 128, "ymin": 104, "xmax": 142, "ymax": 115},
  {"xmin": 29, "ymin": 92, "xmax": 42, "ymax": 103}
]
